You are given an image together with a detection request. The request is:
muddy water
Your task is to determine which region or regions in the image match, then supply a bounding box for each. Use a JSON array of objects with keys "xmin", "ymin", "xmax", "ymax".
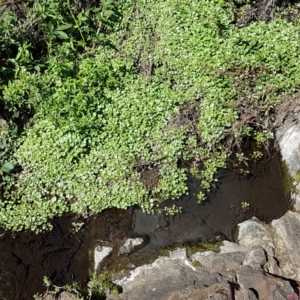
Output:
[{"xmin": 0, "ymin": 143, "xmax": 289, "ymax": 299}]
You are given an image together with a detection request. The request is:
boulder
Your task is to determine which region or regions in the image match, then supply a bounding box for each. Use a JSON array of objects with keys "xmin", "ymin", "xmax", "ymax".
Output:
[
  {"xmin": 191, "ymin": 241, "xmax": 267, "ymax": 273},
  {"xmin": 272, "ymin": 211, "xmax": 300, "ymax": 281},
  {"xmin": 237, "ymin": 220, "xmax": 281, "ymax": 275},
  {"xmin": 164, "ymin": 271, "xmax": 294, "ymax": 300},
  {"xmin": 237, "ymin": 220, "xmax": 274, "ymax": 255},
  {"xmin": 108, "ymin": 246, "xmax": 295, "ymax": 300},
  {"xmin": 108, "ymin": 248, "xmax": 207, "ymax": 300},
  {"xmin": 292, "ymin": 182, "xmax": 300, "ymax": 212},
  {"xmin": 276, "ymin": 119, "xmax": 300, "ymax": 177},
  {"xmin": 94, "ymin": 245, "xmax": 113, "ymax": 271},
  {"xmin": 162, "ymin": 282, "xmax": 233, "ymax": 300},
  {"xmin": 236, "ymin": 266, "xmax": 293, "ymax": 300},
  {"xmin": 118, "ymin": 237, "xmax": 145, "ymax": 255},
  {"xmin": 275, "ymin": 119, "xmax": 300, "ymax": 210},
  {"xmin": 234, "ymin": 288, "xmax": 259, "ymax": 300}
]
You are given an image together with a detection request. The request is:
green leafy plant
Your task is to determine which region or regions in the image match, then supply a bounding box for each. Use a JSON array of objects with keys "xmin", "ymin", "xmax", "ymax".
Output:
[
  {"xmin": 1, "ymin": 0, "xmax": 300, "ymax": 231},
  {"xmin": 241, "ymin": 201, "xmax": 250, "ymax": 211},
  {"xmin": 34, "ymin": 273, "xmax": 117, "ymax": 300}
]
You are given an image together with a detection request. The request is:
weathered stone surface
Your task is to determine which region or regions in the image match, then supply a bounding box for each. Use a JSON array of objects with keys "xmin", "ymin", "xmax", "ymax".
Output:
[
  {"xmin": 108, "ymin": 248, "xmax": 207, "ymax": 300},
  {"xmin": 118, "ymin": 237, "xmax": 144, "ymax": 255},
  {"xmin": 108, "ymin": 245, "xmax": 295, "ymax": 300},
  {"xmin": 276, "ymin": 119, "xmax": 300, "ymax": 211},
  {"xmin": 94, "ymin": 245, "xmax": 113, "ymax": 271},
  {"xmin": 191, "ymin": 241, "xmax": 267, "ymax": 273},
  {"xmin": 162, "ymin": 282, "xmax": 233, "ymax": 300},
  {"xmin": 236, "ymin": 266, "xmax": 293, "ymax": 300},
  {"xmin": 272, "ymin": 211, "xmax": 300, "ymax": 280},
  {"xmin": 234, "ymin": 288, "xmax": 258, "ymax": 300},
  {"xmin": 237, "ymin": 220, "xmax": 281, "ymax": 275},
  {"xmin": 276, "ymin": 120, "xmax": 300, "ymax": 177},
  {"xmin": 237, "ymin": 220, "xmax": 274, "ymax": 255},
  {"xmin": 292, "ymin": 182, "xmax": 300, "ymax": 212}
]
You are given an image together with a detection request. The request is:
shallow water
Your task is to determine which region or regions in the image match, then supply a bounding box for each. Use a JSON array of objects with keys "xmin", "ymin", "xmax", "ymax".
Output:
[
  {"xmin": 0, "ymin": 142, "xmax": 289, "ymax": 299},
  {"xmin": 133, "ymin": 147, "xmax": 288, "ymax": 247}
]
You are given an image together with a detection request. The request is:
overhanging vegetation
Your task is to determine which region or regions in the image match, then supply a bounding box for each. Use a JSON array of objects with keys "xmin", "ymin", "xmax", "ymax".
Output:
[{"xmin": 0, "ymin": 0, "xmax": 299, "ymax": 231}]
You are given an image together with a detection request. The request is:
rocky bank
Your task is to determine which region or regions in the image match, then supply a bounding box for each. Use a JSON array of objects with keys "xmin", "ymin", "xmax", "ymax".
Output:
[
  {"xmin": 50, "ymin": 118, "xmax": 300, "ymax": 300},
  {"xmin": 104, "ymin": 119, "xmax": 300, "ymax": 300}
]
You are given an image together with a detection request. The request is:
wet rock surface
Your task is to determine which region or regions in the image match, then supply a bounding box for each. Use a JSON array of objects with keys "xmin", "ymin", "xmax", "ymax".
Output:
[{"xmin": 0, "ymin": 216, "xmax": 90, "ymax": 300}]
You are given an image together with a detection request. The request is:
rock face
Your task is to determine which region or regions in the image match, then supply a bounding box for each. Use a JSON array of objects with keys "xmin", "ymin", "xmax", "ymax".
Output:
[
  {"xmin": 163, "ymin": 267, "xmax": 294, "ymax": 300},
  {"xmin": 107, "ymin": 244, "xmax": 295, "ymax": 300},
  {"xmin": 272, "ymin": 211, "xmax": 300, "ymax": 281},
  {"xmin": 94, "ymin": 245, "xmax": 113, "ymax": 271},
  {"xmin": 103, "ymin": 120, "xmax": 300, "ymax": 300},
  {"xmin": 276, "ymin": 119, "xmax": 300, "ymax": 211},
  {"xmin": 237, "ymin": 220, "xmax": 281, "ymax": 275},
  {"xmin": 276, "ymin": 119, "xmax": 300, "ymax": 177},
  {"xmin": 292, "ymin": 182, "xmax": 300, "ymax": 212},
  {"xmin": 111, "ymin": 248, "xmax": 207, "ymax": 300},
  {"xmin": 118, "ymin": 237, "xmax": 145, "ymax": 255}
]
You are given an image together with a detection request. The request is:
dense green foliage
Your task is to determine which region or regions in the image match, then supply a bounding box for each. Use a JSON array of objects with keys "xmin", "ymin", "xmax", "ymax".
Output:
[{"xmin": 0, "ymin": 0, "xmax": 300, "ymax": 231}]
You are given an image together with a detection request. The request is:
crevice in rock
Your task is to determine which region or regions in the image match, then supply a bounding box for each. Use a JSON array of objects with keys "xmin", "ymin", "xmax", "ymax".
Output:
[
  {"xmin": 230, "ymin": 281, "xmax": 240, "ymax": 293},
  {"xmin": 249, "ymin": 287, "xmax": 259, "ymax": 298}
]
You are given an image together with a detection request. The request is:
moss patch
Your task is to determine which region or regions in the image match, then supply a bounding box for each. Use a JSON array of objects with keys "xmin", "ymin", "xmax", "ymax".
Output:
[
  {"xmin": 192, "ymin": 260, "xmax": 202, "ymax": 268},
  {"xmin": 96, "ymin": 241, "xmax": 222, "ymax": 281},
  {"xmin": 186, "ymin": 241, "xmax": 222, "ymax": 256},
  {"xmin": 280, "ymin": 161, "xmax": 299, "ymax": 197}
]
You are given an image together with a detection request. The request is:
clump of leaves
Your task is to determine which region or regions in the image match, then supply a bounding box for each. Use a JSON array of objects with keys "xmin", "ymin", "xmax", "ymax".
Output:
[{"xmin": 33, "ymin": 273, "xmax": 116, "ymax": 300}]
